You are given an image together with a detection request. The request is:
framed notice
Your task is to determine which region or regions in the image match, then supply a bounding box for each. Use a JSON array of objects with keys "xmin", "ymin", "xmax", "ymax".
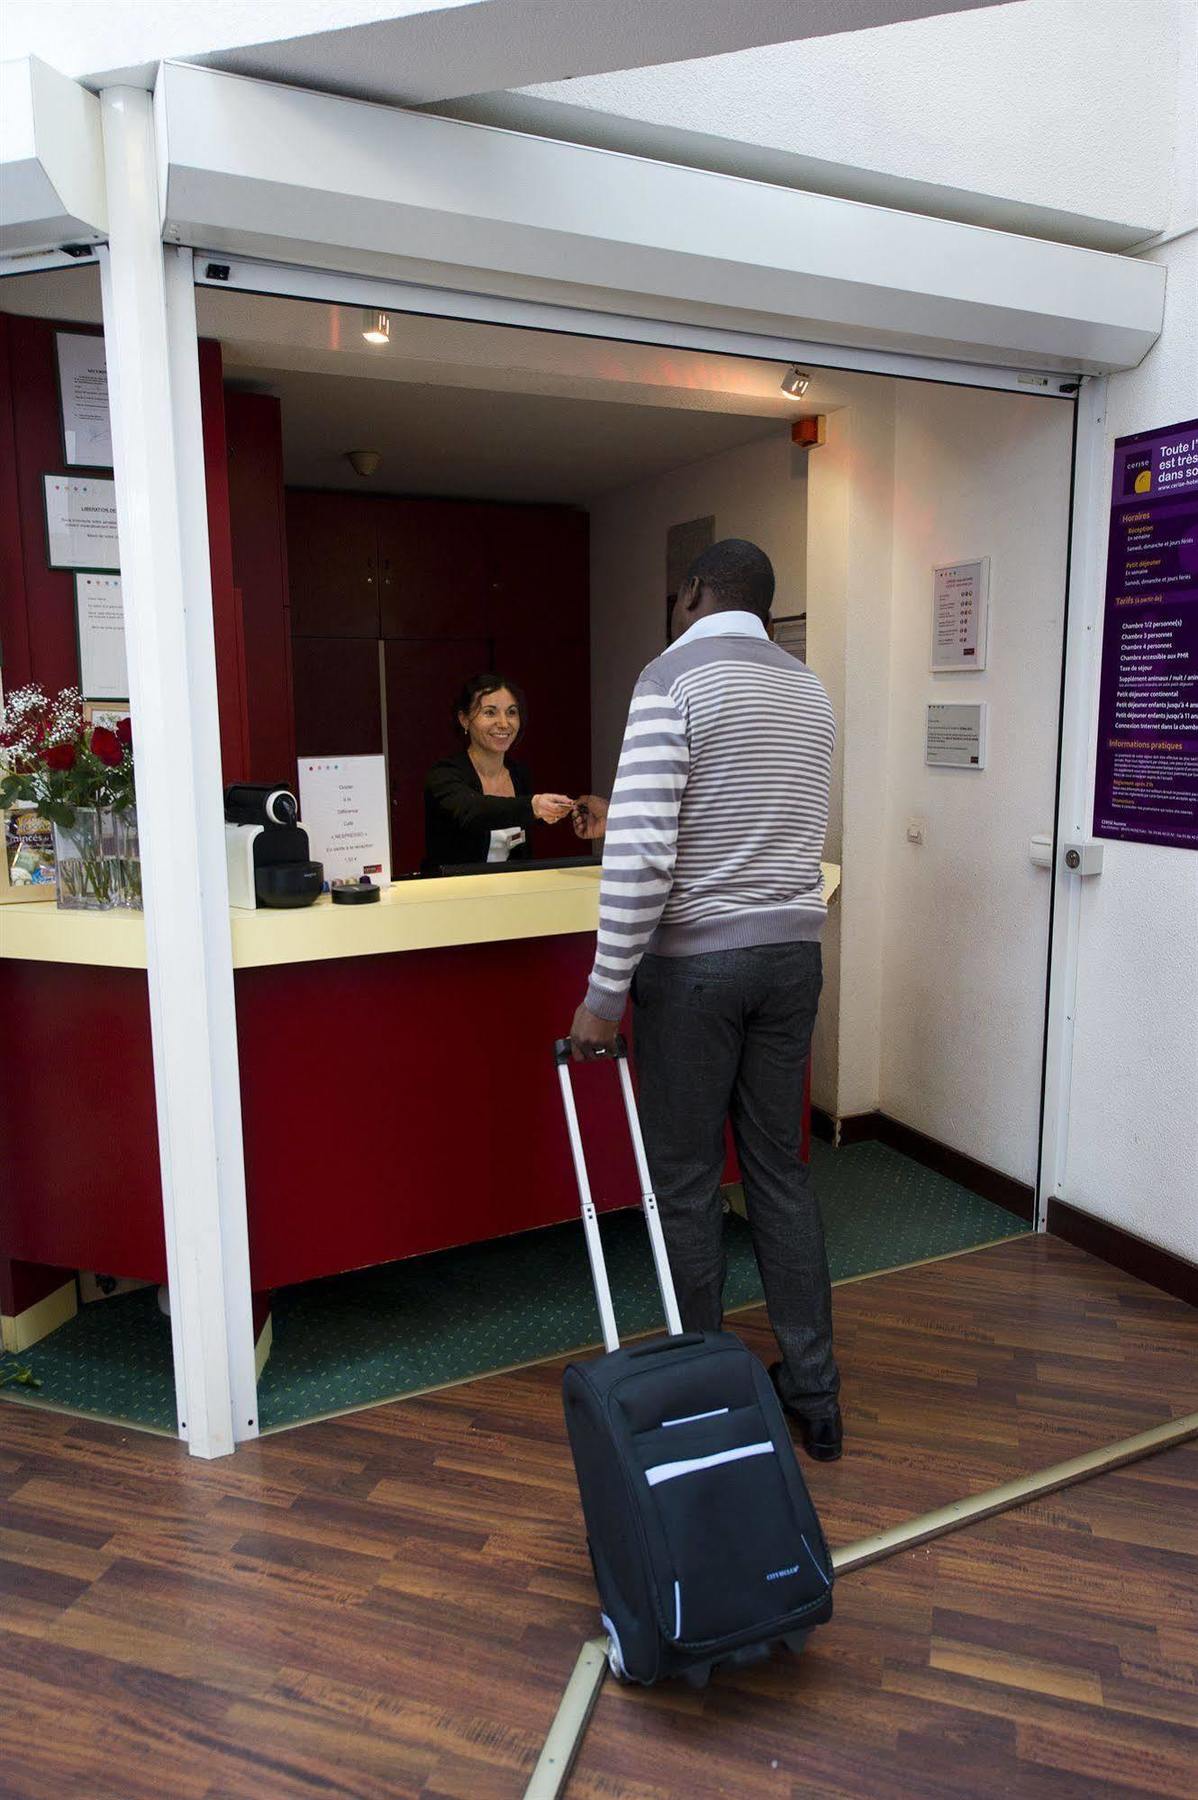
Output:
[
  {"xmin": 56, "ymin": 331, "xmax": 112, "ymax": 467},
  {"xmin": 298, "ymin": 754, "xmax": 391, "ymax": 886},
  {"xmin": 75, "ymin": 573, "xmax": 128, "ymax": 700},
  {"xmin": 44, "ymin": 475, "xmax": 119, "ymax": 570},
  {"xmin": 926, "ymin": 702, "xmax": 987, "ymax": 769},
  {"xmin": 1092, "ymin": 417, "xmax": 1198, "ymax": 851},
  {"xmin": 931, "ymin": 558, "xmax": 989, "ymax": 672}
]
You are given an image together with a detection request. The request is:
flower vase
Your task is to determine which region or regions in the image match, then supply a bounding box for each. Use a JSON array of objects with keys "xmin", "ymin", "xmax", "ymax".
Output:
[
  {"xmin": 115, "ymin": 806, "xmax": 143, "ymax": 910},
  {"xmin": 52, "ymin": 807, "xmax": 119, "ymax": 911}
]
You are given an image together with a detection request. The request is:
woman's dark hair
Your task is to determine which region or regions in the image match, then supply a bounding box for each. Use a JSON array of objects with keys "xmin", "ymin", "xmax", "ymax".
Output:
[{"xmin": 454, "ymin": 672, "xmax": 527, "ymax": 745}]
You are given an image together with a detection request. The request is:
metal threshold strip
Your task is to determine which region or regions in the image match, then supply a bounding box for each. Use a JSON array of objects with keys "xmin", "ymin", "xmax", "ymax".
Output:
[{"xmin": 523, "ymin": 1410, "xmax": 1198, "ymax": 1800}]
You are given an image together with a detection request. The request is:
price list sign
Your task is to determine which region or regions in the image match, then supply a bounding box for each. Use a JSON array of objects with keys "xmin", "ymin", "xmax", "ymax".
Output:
[
  {"xmin": 931, "ymin": 559, "xmax": 989, "ymax": 671},
  {"xmin": 1093, "ymin": 418, "xmax": 1198, "ymax": 851}
]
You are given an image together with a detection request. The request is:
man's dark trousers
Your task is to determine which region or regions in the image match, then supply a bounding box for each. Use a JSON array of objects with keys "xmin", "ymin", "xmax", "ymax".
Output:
[{"xmin": 632, "ymin": 940, "xmax": 839, "ymax": 1418}]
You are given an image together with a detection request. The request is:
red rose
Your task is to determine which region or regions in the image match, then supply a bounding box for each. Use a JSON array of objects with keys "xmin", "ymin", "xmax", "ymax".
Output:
[
  {"xmin": 90, "ymin": 726, "xmax": 123, "ymax": 767},
  {"xmin": 116, "ymin": 717, "xmax": 133, "ymax": 749},
  {"xmin": 45, "ymin": 742, "xmax": 76, "ymax": 771}
]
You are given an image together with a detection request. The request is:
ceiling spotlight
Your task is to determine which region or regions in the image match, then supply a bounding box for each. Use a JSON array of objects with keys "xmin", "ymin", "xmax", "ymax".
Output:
[
  {"xmin": 346, "ymin": 449, "xmax": 382, "ymax": 478},
  {"xmin": 781, "ymin": 365, "xmax": 811, "ymax": 398},
  {"xmin": 362, "ymin": 310, "xmax": 391, "ymax": 346}
]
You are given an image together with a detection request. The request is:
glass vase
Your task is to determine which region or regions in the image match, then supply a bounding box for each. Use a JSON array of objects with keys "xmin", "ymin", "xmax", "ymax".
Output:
[
  {"xmin": 52, "ymin": 807, "xmax": 119, "ymax": 911},
  {"xmin": 114, "ymin": 806, "xmax": 142, "ymax": 911}
]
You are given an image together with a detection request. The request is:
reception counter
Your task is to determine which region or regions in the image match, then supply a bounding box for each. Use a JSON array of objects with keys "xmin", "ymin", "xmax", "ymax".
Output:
[{"xmin": 1, "ymin": 864, "xmax": 834, "ymax": 1346}]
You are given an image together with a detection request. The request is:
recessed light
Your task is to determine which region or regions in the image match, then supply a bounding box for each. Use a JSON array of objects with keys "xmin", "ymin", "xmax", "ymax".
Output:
[
  {"xmin": 781, "ymin": 366, "xmax": 811, "ymax": 398},
  {"xmin": 362, "ymin": 310, "xmax": 391, "ymax": 346}
]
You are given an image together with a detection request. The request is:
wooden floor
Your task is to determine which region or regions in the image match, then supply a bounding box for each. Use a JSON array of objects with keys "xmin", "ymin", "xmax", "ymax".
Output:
[{"xmin": 1, "ymin": 1235, "xmax": 1195, "ymax": 1800}]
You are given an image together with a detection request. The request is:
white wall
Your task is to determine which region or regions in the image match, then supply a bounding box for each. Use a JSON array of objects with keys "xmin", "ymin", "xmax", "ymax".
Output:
[
  {"xmin": 590, "ymin": 385, "xmax": 1074, "ymax": 1173},
  {"xmin": 878, "ymin": 385, "xmax": 1073, "ymax": 1182},
  {"xmin": 459, "ymin": 0, "xmax": 1187, "ymax": 248},
  {"xmin": 589, "ymin": 427, "xmax": 808, "ymax": 787},
  {"xmin": 1064, "ymin": 227, "xmax": 1198, "ymax": 1264}
]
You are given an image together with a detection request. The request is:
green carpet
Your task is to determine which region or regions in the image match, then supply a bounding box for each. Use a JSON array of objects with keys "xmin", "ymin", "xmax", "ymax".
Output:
[{"xmin": 0, "ymin": 1141, "xmax": 1025, "ymax": 1435}]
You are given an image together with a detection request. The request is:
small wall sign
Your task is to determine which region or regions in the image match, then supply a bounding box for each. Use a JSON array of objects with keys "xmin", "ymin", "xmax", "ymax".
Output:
[
  {"xmin": 931, "ymin": 558, "xmax": 989, "ymax": 672},
  {"xmin": 926, "ymin": 702, "xmax": 988, "ymax": 769}
]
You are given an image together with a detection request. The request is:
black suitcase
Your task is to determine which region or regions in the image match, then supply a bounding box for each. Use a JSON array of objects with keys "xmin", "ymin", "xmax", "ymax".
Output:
[{"xmin": 554, "ymin": 1036, "xmax": 834, "ymax": 1688}]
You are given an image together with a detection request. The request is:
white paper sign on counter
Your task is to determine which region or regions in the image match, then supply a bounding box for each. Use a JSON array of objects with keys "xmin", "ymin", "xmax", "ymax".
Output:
[
  {"xmin": 298, "ymin": 754, "xmax": 391, "ymax": 885},
  {"xmin": 76, "ymin": 573, "xmax": 128, "ymax": 699}
]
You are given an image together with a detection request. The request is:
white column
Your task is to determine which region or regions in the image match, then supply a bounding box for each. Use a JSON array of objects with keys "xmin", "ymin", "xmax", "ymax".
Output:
[{"xmin": 97, "ymin": 86, "xmax": 258, "ymax": 1456}]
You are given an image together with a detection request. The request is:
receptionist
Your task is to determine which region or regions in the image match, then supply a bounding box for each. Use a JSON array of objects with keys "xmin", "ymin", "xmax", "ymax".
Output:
[{"xmin": 423, "ymin": 672, "xmax": 574, "ymax": 871}]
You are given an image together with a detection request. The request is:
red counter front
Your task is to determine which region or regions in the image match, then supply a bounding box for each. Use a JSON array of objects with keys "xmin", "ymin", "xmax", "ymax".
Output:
[{"xmin": 0, "ymin": 933, "xmax": 642, "ymax": 1295}]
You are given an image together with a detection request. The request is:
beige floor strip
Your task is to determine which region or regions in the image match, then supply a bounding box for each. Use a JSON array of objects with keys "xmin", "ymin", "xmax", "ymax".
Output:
[
  {"xmin": 523, "ymin": 1636, "xmax": 609, "ymax": 1800},
  {"xmin": 525, "ymin": 1410, "xmax": 1198, "ymax": 1800},
  {"xmin": 832, "ymin": 1410, "xmax": 1198, "ymax": 1574}
]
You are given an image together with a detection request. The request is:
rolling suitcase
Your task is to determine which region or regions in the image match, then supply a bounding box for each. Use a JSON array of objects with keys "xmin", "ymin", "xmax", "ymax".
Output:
[{"xmin": 554, "ymin": 1036, "xmax": 834, "ymax": 1688}]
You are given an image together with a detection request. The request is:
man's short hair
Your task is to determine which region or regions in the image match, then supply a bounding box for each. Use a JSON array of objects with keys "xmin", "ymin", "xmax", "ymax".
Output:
[{"xmin": 685, "ymin": 538, "xmax": 775, "ymax": 622}]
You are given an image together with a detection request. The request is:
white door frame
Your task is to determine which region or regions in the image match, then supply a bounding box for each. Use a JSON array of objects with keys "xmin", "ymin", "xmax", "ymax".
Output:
[
  {"xmin": 97, "ymin": 87, "xmax": 257, "ymax": 1458},
  {"xmin": 6, "ymin": 72, "xmax": 1113, "ymax": 1452}
]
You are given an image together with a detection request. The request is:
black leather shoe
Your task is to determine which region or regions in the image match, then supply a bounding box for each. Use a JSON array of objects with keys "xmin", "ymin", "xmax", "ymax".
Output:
[{"xmin": 769, "ymin": 1363, "xmax": 843, "ymax": 1462}]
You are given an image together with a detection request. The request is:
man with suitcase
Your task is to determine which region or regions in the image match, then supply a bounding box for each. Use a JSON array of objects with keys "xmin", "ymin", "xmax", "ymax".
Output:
[{"xmin": 568, "ymin": 537, "xmax": 842, "ymax": 1461}]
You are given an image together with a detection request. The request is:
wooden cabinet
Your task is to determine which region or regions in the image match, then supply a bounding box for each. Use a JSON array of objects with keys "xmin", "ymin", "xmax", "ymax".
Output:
[
  {"xmin": 378, "ymin": 500, "xmax": 491, "ymax": 640},
  {"xmin": 292, "ymin": 638, "xmax": 384, "ymax": 762},
  {"xmin": 286, "ymin": 490, "xmax": 591, "ymax": 871},
  {"xmin": 384, "ymin": 637, "xmax": 489, "ymax": 872},
  {"xmin": 287, "ymin": 491, "xmax": 380, "ymax": 638}
]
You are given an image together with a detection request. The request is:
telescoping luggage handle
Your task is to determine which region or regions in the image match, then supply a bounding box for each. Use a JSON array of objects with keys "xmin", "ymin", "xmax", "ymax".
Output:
[{"xmin": 554, "ymin": 1036, "xmax": 684, "ymax": 1354}]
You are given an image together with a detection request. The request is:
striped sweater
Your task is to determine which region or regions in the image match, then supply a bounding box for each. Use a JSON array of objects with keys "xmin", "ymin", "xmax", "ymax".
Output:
[{"xmin": 585, "ymin": 613, "xmax": 836, "ymax": 1021}]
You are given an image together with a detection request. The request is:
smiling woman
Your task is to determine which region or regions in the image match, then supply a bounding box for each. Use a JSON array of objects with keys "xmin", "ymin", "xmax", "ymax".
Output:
[{"xmin": 421, "ymin": 671, "xmax": 574, "ymax": 872}]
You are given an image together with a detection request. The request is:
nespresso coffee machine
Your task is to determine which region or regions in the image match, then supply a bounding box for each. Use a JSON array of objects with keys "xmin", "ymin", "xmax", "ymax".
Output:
[{"xmin": 224, "ymin": 784, "xmax": 323, "ymax": 910}]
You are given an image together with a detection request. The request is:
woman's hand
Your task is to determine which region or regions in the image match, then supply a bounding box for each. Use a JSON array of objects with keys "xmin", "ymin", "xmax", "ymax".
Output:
[
  {"xmin": 533, "ymin": 793, "xmax": 575, "ymax": 824},
  {"xmin": 572, "ymin": 795, "xmax": 609, "ymax": 840}
]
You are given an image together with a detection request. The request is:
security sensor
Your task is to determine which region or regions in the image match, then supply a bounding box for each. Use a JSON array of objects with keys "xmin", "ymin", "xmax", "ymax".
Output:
[
  {"xmin": 346, "ymin": 449, "xmax": 382, "ymax": 477},
  {"xmin": 781, "ymin": 366, "xmax": 811, "ymax": 398}
]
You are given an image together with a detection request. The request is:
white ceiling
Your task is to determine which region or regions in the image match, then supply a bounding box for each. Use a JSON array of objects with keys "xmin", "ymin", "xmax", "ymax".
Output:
[{"xmin": 0, "ymin": 264, "xmax": 874, "ymax": 502}]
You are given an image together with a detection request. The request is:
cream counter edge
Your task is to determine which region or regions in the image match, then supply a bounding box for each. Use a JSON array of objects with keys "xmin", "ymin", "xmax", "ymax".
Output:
[{"xmin": 0, "ymin": 863, "xmax": 842, "ymax": 971}]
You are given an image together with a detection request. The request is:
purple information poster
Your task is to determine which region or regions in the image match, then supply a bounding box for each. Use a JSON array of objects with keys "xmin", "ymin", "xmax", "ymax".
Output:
[{"xmin": 1092, "ymin": 417, "xmax": 1198, "ymax": 851}]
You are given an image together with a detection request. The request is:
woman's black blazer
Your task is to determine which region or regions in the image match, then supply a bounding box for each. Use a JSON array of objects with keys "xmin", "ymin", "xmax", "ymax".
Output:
[{"xmin": 423, "ymin": 752, "xmax": 536, "ymax": 871}]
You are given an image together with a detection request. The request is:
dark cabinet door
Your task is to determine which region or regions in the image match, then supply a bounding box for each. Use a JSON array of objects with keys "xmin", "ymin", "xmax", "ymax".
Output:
[
  {"xmin": 378, "ymin": 500, "xmax": 491, "ymax": 641},
  {"xmin": 287, "ymin": 491, "xmax": 380, "ymax": 638},
  {"xmin": 487, "ymin": 506, "xmax": 589, "ymax": 645},
  {"xmin": 384, "ymin": 637, "xmax": 489, "ymax": 873},
  {"xmin": 494, "ymin": 635, "xmax": 592, "ymax": 861},
  {"xmin": 292, "ymin": 637, "xmax": 383, "ymax": 761}
]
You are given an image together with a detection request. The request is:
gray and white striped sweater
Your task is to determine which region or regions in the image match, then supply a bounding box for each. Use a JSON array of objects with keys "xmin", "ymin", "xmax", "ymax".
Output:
[{"xmin": 585, "ymin": 622, "xmax": 836, "ymax": 1021}]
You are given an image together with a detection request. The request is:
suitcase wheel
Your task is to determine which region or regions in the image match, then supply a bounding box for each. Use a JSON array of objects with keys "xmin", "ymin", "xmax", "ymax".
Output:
[
  {"xmin": 783, "ymin": 1630, "xmax": 811, "ymax": 1656},
  {"xmin": 606, "ymin": 1636, "xmax": 629, "ymax": 1682},
  {"xmin": 682, "ymin": 1661, "xmax": 712, "ymax": 1690}
]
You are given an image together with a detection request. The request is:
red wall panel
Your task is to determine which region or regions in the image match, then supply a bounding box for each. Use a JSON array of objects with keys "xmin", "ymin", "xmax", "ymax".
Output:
[{"xmin": 224, "ymin": 390, "xmax": 296, "ymax": 785}]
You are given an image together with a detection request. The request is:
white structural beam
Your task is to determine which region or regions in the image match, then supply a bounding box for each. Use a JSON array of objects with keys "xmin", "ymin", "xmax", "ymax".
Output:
[
  {"xmin": 195, "ymin": 0, "xmax": 1015, "ymax": 109},
  {"xmin": 157, "ymin": 61, "xmax": 1164, "ymax": 376},
  {"xmin": 0, "ymin": 57, "xmax": 106, "ymax": 257},
  {"xmin": 4, "ymin": 1, "xmax": 1015, "ymax": 107},
  {"xmin": 97, "ymin": 88, "xmax": 257, "ymax": 1460}
]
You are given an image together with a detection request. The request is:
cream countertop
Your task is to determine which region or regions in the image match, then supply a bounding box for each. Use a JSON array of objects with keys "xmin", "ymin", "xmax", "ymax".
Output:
[{"xmin": 0, "ymin": 862, "xmax": 841, "ymax": 972}]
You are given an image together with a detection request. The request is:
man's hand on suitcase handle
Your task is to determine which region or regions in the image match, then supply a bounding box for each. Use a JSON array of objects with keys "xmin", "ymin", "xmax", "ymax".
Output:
[{"xmin": 568, "ymin": 1003, "xmax": 621, "ymax": 1062}]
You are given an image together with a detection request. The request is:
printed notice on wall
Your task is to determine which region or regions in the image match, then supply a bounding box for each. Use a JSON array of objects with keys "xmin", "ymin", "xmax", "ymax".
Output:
[
  {"xmin": 1093, "ymin": 418, "xmax": 1198, "ymax": 851},
  {"xmin": 298, "ymin": 754, "xmax": 391, "ymax": 886},
  {"xmin": 43, "ymin": 475, "xmax": 119, "ymax": 570},
  {"xmin": 75, "ymin": 573, "xmax": 128, "ymax": 700},
  {"xmin": 926, "ymin": 702, "xmax": 987, "ymax": 769},
  {"xmin": 931, "ymin": 558, "xmax": 989, "ymax": 671},
  {"xmin": 56, "ymin": 332, "xmax": 112, "ymax": 467}
]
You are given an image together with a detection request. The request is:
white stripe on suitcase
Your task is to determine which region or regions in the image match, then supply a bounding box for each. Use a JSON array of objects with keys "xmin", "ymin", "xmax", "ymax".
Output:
[{"xmin": 644, "ymin": 1441, "xmax": 775, "ymax": 1486}]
